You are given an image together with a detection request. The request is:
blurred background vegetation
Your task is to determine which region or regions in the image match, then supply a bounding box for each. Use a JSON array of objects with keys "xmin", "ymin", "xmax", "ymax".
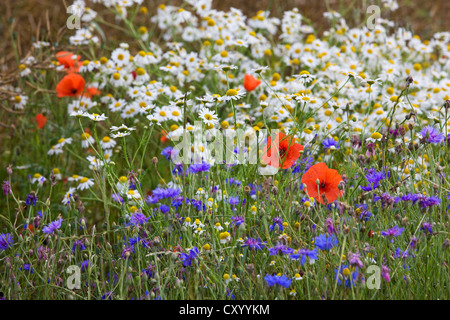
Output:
[{"xmin": 0, "ymin": 0, "xmax": 448, "ymax": 73}]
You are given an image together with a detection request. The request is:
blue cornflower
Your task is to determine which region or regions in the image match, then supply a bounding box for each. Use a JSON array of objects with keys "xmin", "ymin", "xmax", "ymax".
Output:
[
  {"xmin": 226, "ymin": 178, "xmax": 242, "ymax": 187},
  {"xmin": 171, "ymin": 196, "xmax": 185, "ymax": 210},
  {"xmin": 242, "ymin": 238, "xmax": 265, "ymax": 250},
  {"xmin": 180, "ymin": 247, "xmax": 199, "ymax": 267},
  {"xmin": 152, "ymin": 187, "xmax": 181, "ymax": 200},
  {"xmin": 80, "ymin": 260, "xmax": 89, "ymax": 271},
  {"xmin": 160, "ymin": 204, "xmax": 170, "ymax": 213},
  {"xmin": 226, "ymin": 288, "xmax": 236, "ymax": 299},
  {"xmin": 264, "ymin": 274, "xmax": 292, "ymax": 288},
  {"xmin": 189, "ymin": 162, "xmax": 210, "ymax": 174},
  {"xmin": 21, "ymin": 264, "xmax": 34, "ymax": 273},
  {"xmin": 419, "ymin": 126, "xmax": 444, "ymax": 144},
  {"xmin": 269, "ymin": 216, "xmax": 283, "ymax": 232},
  {"xmin": 290, "ymin": 248, "xmax": 319, "ymax": 266},
  {"xmin": 381, "ymin": 225, "xmax": 404, "ymax": 242},
  {"xmin": 268, "ymin": 244, "xmax": 294, "ymax": 255},
  {"xmin": 314, "ymin": 233, "xmax": 338, "ymax": 250},
  {"xmin": 72, "ymin": 239, "xmax": 86, "ymax": 253},
  {"xmin": 419, "ymin": 196, "xmax": 441, "ymax": 208},
  {"xmin": 43, "ymin": 218, "xmax": 63, "ymax": 234},
  {"xmin": 142, "ymin": 264, "xmax": 155, "ymax": 278},
  {"xmin": 0, "ymin": 233, "xmax": 13, "ymax": 251},
  {"xmin": 360, "ymin": 168, "xmax": 388, "ymax": 191},
  {"xmin": 101, "ymin": 291, "xmax": 113, "ymax": 300},
  {"xmin": 161, "ymin": 146, "xmax": 179, "ymax": 161},
  {"xmin": 129, "ymin": 236, "xmax": 149, "ymax": 249},
  {"xmin": 322, "ymin": 137, "xmax": 340, "ymax": 150},
  {"xmin": 334, "ymin": 264, "xmax": 359, "ymax": 288}
]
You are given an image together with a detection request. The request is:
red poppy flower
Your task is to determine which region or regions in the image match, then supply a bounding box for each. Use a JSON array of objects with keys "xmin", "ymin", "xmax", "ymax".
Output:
[
  {"xmin": 35, "ymin": 113, "xmax": 47, "ymax": 129},
  {"xmin": 56, "ymin": 51, "xmax": 81, "ymax": 73},
  {"xmin": 160, "ymin": 130, "xmax": 169, "ymax": 143},
  {"xmin": 83, "ymin": 86, "xmax": 101, "ymax": 98},
  {"xmin": 301, "ymin": 162, "xmax": 343, "ymax": 204},
  {"xmin": 56, "ymin": 73, "xmax": 85, "ymax": 98},
  {"xmin": 262, "ymin": 132, "xmax": 303, "ymax": 169},
  {"xmin": 20, "ymin": 224, "xmax": 35, "ymax": 235},
  {"xmin": 243, "ymin": 74, "xmax": 261, "ymax": 91}
]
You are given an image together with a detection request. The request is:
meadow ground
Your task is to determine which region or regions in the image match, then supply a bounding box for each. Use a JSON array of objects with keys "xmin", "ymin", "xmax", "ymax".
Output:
[{"xmin": 0, "ymin": 0, "xmax": 449, "ymax": 300}]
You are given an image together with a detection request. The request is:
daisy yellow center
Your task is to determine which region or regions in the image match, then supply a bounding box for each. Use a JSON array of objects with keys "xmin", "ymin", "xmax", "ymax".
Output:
[
  {"xmin": 226, "ymin": 89, "xmax": 238, "ymax": 96},
  {"xmin": 81, "ymin": 133, "xmax": 91, "ymax": 140},
  {"xmin": 80, "ymin": 177, "xmax": 88, "ymax": 183}
]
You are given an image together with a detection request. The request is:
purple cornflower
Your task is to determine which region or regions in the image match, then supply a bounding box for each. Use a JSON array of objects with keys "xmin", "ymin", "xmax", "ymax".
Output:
[
  {"xmin": 42, "ymin": 218, "xmax": 63, "ymax": 234},
  {"xmin": 325, "ymin": 218, "xmax": 336, "ymax": 235},
  {"xmin": 365, "ymin": 143, "xmax": 376, "ymax": 158},
  {"xmin": 2, "ymin": 181, "xmax": 11, "ymax": 195},
  {"xmin": 0, "ymin": 233, "xmax": 13, "ymax": 251},
  {"xmin": 230, "ymin": 216, "xmax": 245, "ymax": 227},
  {"xmin": 161, "ymin": 146, "xmax": 178, "ymax": 161},
  {"xmin": 112, "ymin": 193, "xmax": 124, "ymax": 203},
  {"xmin": 421, "ymin": 222, "xmax": 433, "ymax": 234},
  {"xmin": 25, "ymin": 192, "xmax": 37, "ymax": 206},
  {"xmin": 322, "ymin": 137, "xmax": 340, "ymax": 150},
  {"xmin": 268, "ymin": 243, "xmax": 294, "ymax": 256},
  {"xmin": 418, "ymin": 196, "xmax": 441, "ymax": 208},
  {"xmin": 128, "ymin": 211, "xmax": 150, "ymax": 226},
  {"xmin": 228, "ymin": 196, "xmax": 239, "ymax": 212},
  {"xmin": 264, "ymin": 274, "xmax": 292, "ymax": 288},
  {"xmin": 289, "ymin": 248, "xmax": 318, "ymax": 266},
  {"xmin": 180, "ymin": 247, "xmax": 199, "ymax": 267},
  {"xmin": 410, "ymin": 236, "xmax": 418, "ymax": 250},
  {"xmin": 348, "ymin": 252, "xmax": 364, "ymax": 268},
  {"xmin": 419, "ymin": 126, "xmax": 444, "ymax": 144},
  {"xmin": 381, "ymin": 265, "xmax": 391, "ymax": 282},
  {"xmin": 242, "ymin": 238, "xmax": 265, "ymax": 250},
  {"xmin": 381, "ymin": 225, "xmax": 404, "ymax": 242},
  {"xmin": 373, "ymin": 192, "xmax": 397, "ymax": 208},
  {"xmin": 121, "ymin": 245, "xmax": 135, "ymax": 259}
]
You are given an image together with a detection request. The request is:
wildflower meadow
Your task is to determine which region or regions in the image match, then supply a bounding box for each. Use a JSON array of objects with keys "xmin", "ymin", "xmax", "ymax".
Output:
[{"xmin": 0, "ymin": 0, "xmax": 449, "ymax": 302}]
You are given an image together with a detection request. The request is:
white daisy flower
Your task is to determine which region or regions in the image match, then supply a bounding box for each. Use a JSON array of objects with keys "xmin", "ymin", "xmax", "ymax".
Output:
[
  {"xmin": 100, "ymin": 136, "xmax": 116, "ymax": 149},
  {"xmin": 77, "ymin": 177, "xmax": 94, "ymax": 190}
]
